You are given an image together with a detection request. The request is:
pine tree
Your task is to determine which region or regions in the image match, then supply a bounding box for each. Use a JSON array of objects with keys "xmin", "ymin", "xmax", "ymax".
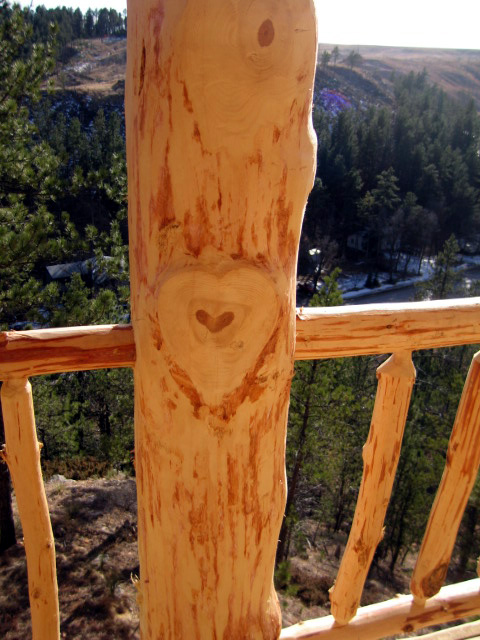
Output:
[
  {"xmin": 331, "ymin": 45, "xmax": 340, "ymax": 67},
  {"xmin": 0, "ymin": 1, "xmax": 58, "ymax": 552},
  {"xmin": 276, "ymin": 272, "xmax": 344, "ymax": 564},
  {"xmin": 277, "ymin": 271, "xmax": 375, "ymax": 564},
  {"xmin": 416, "ymin": 234, "xmax": 461, "ymax": 300}
]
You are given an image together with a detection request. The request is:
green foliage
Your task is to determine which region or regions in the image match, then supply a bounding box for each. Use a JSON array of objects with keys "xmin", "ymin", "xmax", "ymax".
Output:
[
  {"xmin": 278, "ymin": 271, "xmax": 377, "ymax": 564},
  {"xmin": 320, "ymin": 50, "xmax": 331, "ymax": 69},
  {"xmin": 32, "ymin": 367, "xmax": 134, "ymax": 474},
  {"xmin": 285, "ymin": 254, "xmax": 480, "ymax": 576},
  {"xmin": 416, "ymin": 234, "xmax": 462, "ymax": 300},
  {"xmin": 0, "ymin": 3, "xmax": 132, "ymax": 493},
  {"xmin": 306, "ymin": 70, "xmax": 480, "ymax": 278},
  {"xmin": 331, "ymin": 46, "xmax": 340, "ymax": 67},
  {"xmin": 0, "ymin": 2, "xmax": 62, "ymax": 328},
  {"xmin": 274, "ymin": 560, "xmax": 299, "ymax": 596},
  {"xmin": 25, "ymin": 4, "xmax": 126, "ymax": 54}
]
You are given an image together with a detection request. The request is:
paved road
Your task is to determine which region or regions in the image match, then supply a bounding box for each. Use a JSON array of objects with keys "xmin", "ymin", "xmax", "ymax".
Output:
[{"xmin": 348, "ymin": 284, "xmax": 416, "ymax": 305}]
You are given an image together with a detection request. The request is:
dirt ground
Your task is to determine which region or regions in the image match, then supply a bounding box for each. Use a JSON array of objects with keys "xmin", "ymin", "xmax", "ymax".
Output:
[
  {"xmin": 56, "ymin": 37, "xmax": 127, "ymax": 97},
  {"xmin": 0, "ymin": 474, "xmax": 477, "ymax": 638},
  {"xmin": 0, "ymin": 475, "xmax": 379, "ymax": 639},
  {"xmin": 0, "ymin": 475, "xmax": 139, "ymax": 639}
]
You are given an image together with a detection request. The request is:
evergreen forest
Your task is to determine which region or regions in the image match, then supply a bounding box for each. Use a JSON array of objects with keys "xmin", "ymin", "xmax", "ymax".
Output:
[{"xmin": 1, "ymin": 0, "xmax": 480, "ymax": 608}]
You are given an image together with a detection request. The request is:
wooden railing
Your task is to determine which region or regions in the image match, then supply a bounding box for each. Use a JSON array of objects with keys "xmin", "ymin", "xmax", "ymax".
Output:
[
  {"xmin": 4, "ymin": 1, "xmax": 480, "ymax": 637},
  {"xmin": 2, "ymin": 297, "xmax": 480, "ymax": 639}
]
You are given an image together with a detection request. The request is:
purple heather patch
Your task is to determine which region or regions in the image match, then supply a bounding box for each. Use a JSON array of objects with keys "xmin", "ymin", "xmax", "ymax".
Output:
[{"xmin": 316, "ymin": 89, "xmax": 352, "ymax": 115}]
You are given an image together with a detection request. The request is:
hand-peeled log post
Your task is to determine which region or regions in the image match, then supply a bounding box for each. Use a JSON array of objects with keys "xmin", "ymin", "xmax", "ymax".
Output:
[
  {"xmin": 125, "ymin": 1, "xmax": 317, "ymax": 638},
  {"xmin": 1, "ymin": 379, "xmax": 59, "ymax": 640}
]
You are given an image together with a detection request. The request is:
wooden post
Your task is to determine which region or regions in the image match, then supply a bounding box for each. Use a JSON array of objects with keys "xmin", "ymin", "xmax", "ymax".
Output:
[
  {"xmin": 1, "ymin": 378, "xmax": 60, "ymax": 640},
  {"xmin": 330, "ymin": 351, "xmax": 416, "ymax": 624},
  {"xmin": 411, "ymin": 352, "xmax": 480, "ymax": 601},
  {"xmin": 125, "ymin": 1, "xmax": 317, "ymax": 638}
]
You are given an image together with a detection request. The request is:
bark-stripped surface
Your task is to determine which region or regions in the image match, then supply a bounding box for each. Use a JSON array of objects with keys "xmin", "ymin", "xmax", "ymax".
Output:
[
  {"xmin": 330, "ymin": 352, "xmax": 416, "ymax": 624},
  {"xmin": 280, "ymin": 578, "xmax": 480, "ymax": 640},
  {"xmin": 125, "ymin": 1, "xmax": 317, "ymax": 637},
  {"xmin": 0, "ymin": 325, "xmax": 135, "ymax": 380},
  {"xmin": 411, "ymin": 352, "xmax": 480, "ymax": 601},
  {"xmin": 2, "ymin": 298, "xmax": 480, "ymax": 379},
  {"xmin": 1, "ymin": 378, "xmax": 59, "ymax": 640},
  {"xmin": 295, "ymin": 298, "xmax": 480, "ymax": 359}
]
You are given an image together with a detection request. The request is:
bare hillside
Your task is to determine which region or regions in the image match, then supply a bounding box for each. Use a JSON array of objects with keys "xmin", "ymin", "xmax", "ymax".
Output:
[
  {"xmin": 56, "ymin": 37, "xmax": 126, "ymax": 97},
  {"xmin": 55, "ymin": 38, "xmax": 480, "ymax": 110},
  {"xmin": 319, "ymin": 43, "xmax": 480, "ymax": 109}
]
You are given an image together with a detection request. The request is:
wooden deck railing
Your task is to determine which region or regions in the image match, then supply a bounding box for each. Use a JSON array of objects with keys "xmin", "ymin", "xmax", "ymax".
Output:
[
  {"xmin": 4, "ymin": 1, "xmax": 480, "ymax": 637},
  {"xmin": 2, "ymin": 298, "xmax": 480, "ymax": 638}
]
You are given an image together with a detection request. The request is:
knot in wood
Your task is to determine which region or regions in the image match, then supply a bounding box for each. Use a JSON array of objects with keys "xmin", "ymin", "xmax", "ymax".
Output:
[{"xmin": 258, "ymin": 19, "xmax": 275, "ymax": 47}]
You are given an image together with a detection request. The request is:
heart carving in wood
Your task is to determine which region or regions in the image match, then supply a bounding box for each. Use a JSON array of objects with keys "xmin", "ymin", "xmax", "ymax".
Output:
[
  {"xmin": 156, "ymin": 264, "xmax": 279, "ymax": 406},
  {"xmin": 195, "ymin": 309, "xmax": 234, "ymax": 333}
]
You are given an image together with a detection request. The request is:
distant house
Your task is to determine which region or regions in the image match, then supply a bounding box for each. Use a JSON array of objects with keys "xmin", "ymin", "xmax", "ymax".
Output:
[
  {"xmin": 45, "ymin": 261, "xmax": 88, "ymax": 283},
  {"xmin": 45, "ymin": 256, "xmax": 116, "ymax": 287}
]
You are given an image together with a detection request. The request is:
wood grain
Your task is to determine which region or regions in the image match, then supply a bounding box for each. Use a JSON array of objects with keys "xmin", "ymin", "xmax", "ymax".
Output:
[
  {"xmin": 295, "ymin": 298, "xmax": 480, "ymax": 359},
  {"xmin": 1, "ymin": 378, "xmax": 60, "ymax": 640},
  {"xmin": 330, "ymin": 351, "xmax": 416, "ymax": 624},
  {"xmin": 125, "ymin": 0, "xmax": 317, "ymax": 637},
  {"xmin": 0, "ymin": 324, "xmax": 135, "ymax": 380}
]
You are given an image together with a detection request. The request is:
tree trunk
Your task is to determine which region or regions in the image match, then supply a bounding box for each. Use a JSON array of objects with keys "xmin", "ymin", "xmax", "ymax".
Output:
[
  {"xmin": 125, "ymin": 1, "xmax": 317, "ymax": 638},
  {"xmin": 0, "ymin": 394, "xmax": 16, "ymax": 553}
]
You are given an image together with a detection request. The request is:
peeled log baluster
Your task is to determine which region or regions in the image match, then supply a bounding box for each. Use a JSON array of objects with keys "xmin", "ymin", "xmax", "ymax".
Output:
[
  {"xmin": 330, "ymin": 352, "xmax": 416, "ymax": 625},
  {"xmin": 125, "ymin": 1, "xmax": 317, "ymax": 638},
  {"xmin": 411, "ymin": 352, "xmax": 480, "ymax": 601},
  {"xmin": 1, "ymin": 378, "xmax": 59, "ymax": 640}
]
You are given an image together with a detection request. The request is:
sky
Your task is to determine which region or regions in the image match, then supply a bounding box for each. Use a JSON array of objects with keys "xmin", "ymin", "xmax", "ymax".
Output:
[{"xmin": 17, "ymin": 0, "xmax": 480, "ymax": 51}]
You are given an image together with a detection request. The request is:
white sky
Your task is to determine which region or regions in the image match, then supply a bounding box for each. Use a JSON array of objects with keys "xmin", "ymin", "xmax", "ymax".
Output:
[{"xmin": 17, "ymin": 0, "xmax": 480, "ymax": 50}]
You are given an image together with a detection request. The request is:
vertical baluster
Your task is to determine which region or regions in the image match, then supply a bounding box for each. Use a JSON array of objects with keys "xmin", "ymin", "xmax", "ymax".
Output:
[
  {"xmin": 330, "ymin": 351, "xmax": 416, "ymax": 624},
  {"xmin": 411, "ymin": 352, "xmax": 480, "ymax": 601},
  {"xmin": 1, "ymin": 378, "xmax": 59, "ymax": 640}
]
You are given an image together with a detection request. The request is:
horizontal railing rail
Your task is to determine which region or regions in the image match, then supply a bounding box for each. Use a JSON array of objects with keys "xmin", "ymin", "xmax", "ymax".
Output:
[
  {"xmin": 2, "ymin": 297, "xmax": 480, "ymax": 639},
  {"xmin": 2, "ymin": 298, "xmax": 480, "ymax": 380},
  {"xmin": 295, "ymin": 297, "xmax": 480, "ymax": 359},
  {"xmin": 280, "ymin": 579, "xmax": 480, "ymax": 639},
  {"xmin": 0, "ymin": 324, "xmax": 135, "ymax": 379}
]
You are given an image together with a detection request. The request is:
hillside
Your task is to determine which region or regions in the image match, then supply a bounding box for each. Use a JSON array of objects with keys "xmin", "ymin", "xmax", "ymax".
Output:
[
  {"xmin": 55, "ymin": 37, "xmax": 126, "ymax": 97},
  {"xmin": 55, "ymin": 37, "xmax": 480, "ymax": 110},
  {"xmin": 318, "ymin": 44, "xmax": 480, "ymax": 109}
]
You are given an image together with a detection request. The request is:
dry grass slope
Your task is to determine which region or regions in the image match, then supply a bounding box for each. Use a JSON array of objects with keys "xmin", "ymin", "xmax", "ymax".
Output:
[{"xmin": 55, "ymin": 38, "xmax": 480, "ymax": 109}]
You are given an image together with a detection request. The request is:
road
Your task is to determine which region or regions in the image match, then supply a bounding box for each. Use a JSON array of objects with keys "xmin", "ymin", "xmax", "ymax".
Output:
[{"xmin": 347, "ymin": 266, "xmax": 480, "ymax": 305}]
